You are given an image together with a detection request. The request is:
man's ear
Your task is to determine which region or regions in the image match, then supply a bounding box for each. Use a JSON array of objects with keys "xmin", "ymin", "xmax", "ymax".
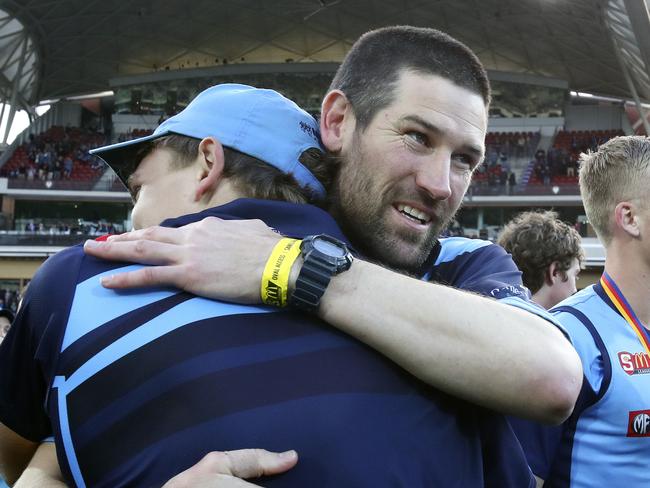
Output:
[
  {"xmin": 547, "ymin": 261, "xmax": 568, "ymax": 286},
  {"xmin": 320, "ymin": 89, "xmax": 354, "ymax": 153},
  {"xmin": 544, "ymin": 262, "xmax": 558, "ymax": 286},
  {"xmin": 195, "ymin": 137, "xmax": 225, "ymax": 202},
  {"xmin": 614, "ymin": 201, "xmax": 640, "ymax": 238}
]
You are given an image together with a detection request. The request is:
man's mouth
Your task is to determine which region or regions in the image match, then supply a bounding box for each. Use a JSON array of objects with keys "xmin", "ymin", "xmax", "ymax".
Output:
[{"xmin": 396, "ymin": 203, "xmax": 432, "ymax": 225}]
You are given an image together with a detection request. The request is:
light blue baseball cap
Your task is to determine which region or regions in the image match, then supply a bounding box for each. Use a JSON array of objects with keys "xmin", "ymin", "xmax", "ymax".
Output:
[{"xmin": 90, "ymin": 83, "xmax": 326, "ymax": 199}]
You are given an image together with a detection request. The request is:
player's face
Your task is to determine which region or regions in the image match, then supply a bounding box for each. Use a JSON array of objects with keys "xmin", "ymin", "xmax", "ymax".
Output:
[
  {"xmin": 549, "ymin": 257, "xmax": 581, "ymax": 307},
  {"xmin": 330, "ymin": 72, "xmax": 487, "ymax": 273},
  {"xmin": 128, "ymin": 148, "xmax": 199, "ymax": 230}
]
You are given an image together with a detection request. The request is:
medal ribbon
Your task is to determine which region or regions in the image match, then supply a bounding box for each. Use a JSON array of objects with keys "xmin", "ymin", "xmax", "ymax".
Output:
[{"xmin": 600, "ymin": 271, "xmax": 650, "ymax": 357}]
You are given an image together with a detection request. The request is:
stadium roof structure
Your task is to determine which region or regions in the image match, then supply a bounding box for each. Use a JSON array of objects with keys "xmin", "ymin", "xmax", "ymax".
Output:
[{"xmin": 2, "ymin": 0, "xmax": 650, "ymax": 111}]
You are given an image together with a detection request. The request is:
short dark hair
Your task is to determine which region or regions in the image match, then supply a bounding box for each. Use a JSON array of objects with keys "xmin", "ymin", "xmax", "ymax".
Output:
[
  {"xmin": 497, "ymin": 211, "xmax": 583, "ymax": 293},
  {"xmin": 329, "ymin": 25, "xmax": 491, "ymax": 130},
  {"xmin": 145, "ymin": 135, "xmax": 334, "ymax": 205}
]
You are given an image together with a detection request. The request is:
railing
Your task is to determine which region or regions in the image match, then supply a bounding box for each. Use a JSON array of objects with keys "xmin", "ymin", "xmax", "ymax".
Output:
[
  {"xmin": 468, "ymin": 182, "xmax": 581, "ymax": 197},
  {"xmin": 6, "ymin": 174, "xmax": 128, "ymax": 192},
  {"xmin": 0, "ymin": 232, "xmax": 99, "ymax": 247}
]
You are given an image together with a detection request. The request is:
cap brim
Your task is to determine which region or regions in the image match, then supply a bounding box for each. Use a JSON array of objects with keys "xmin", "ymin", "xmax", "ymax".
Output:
[{"xmin": 89, "ymin": 132, "xmax": 166, "ymax": 189}]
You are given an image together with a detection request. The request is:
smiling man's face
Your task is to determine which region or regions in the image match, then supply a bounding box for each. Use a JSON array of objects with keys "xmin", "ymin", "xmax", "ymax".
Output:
[{"xmin": 329, "ymin": 70, "xmax": 487, "ymax": 273}]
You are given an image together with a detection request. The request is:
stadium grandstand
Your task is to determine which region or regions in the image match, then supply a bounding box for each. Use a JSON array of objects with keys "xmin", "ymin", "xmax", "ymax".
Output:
[{"xmin": 0, "ymin": 0, "xmax": 649, "ymax": 310}]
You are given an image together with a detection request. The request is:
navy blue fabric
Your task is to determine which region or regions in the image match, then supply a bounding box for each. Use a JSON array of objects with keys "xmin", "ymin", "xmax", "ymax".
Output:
[
  {"xmin": 0, "ymin": 199, "xmax": 534, "ymax": 487},
  {"xmin": 428, "ymin": 237, "xmax": 528, "ymax": 299}
]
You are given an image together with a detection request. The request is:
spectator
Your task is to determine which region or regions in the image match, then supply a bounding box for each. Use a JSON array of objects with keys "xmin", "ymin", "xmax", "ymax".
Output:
[
  {"xmin": 508, "ymin": 171, "xmax": 516, "ymax": 190},
  {"xmin": 498, "ymin": 210, "xmax": 583, "ymax": 309},
  {"xmin": 63, "ymin": 155, "xmax": 73, "ymax": 178}
]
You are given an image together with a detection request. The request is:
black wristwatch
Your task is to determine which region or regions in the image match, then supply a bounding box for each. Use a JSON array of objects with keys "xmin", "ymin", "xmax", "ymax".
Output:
[{"xmin": 289, "ymin": 234, "xmax": 353, "ymax": 312}]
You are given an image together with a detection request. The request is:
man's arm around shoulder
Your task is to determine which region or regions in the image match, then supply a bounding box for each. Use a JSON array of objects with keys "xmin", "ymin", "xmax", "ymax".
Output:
[{"xmin": 319, "ymin": 259, "xmax": 582, "ymax": 423}]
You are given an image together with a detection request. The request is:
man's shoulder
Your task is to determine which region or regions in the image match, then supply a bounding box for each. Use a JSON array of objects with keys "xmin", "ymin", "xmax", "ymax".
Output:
[
  {"xmin": 551, "ymin": 286, "xmax": 602, "ymax": 322},
  {"xmin": 435, "ymin": 237, "xmax": 495, "ymax": 265},
  {"xmin": 551, "ymin": 286, "xmax": 616, "ymax": 342},
  {"xmin": 31, "ymin": 242, "xmax": 130, "ymax": 301},
  {"xmin": 428, "ymin": 237, "xmax": 522, "ymax": 292},
  {"xmin": 35, "ymin": 244, "xmax": 85, "ymax": 283}
]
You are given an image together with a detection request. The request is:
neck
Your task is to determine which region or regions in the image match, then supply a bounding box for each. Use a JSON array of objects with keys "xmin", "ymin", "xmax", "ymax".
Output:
[
  {"xmin": 604, "ymin": 243, "xmax": 650, "ymax": 326},
  {"xmin": 531, "ymin": 287, "xmax": 555, "ymax": 311},
  {"xmin": 203, "ymin": 180, "xmax": 246, "ymax": 210}
]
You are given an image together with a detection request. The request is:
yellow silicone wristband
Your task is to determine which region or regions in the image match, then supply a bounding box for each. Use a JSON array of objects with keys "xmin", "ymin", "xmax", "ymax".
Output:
[{"xmin": 261, "ymin": 238, "xmax": 302, "ymax": 307}]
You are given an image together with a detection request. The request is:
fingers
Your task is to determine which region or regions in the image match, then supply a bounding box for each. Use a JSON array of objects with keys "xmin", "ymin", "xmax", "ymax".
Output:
[
  {"xmin": 162, "ymin": 471, "xmax": 266, "ymax": 488},
  {"xmin": 99, "ymin": 264, "xmax": 184, "ymax": 289},
  {"xmin": 196, "ymin": 449, "xmax": 297, "ymax": 479},
  {"xmin": 219, "ymin": 449, "xmax": 298, "ymax": 478},
  {"xmin": 106, "ymin": 225, "xmax": 185, "ymax": 244},
  {"xmin": 84, "ymin": 239, "xmax": 179, "ymax": 266}
]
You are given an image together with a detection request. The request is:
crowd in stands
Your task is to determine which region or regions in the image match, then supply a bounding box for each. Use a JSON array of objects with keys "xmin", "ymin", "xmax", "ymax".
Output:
[
  {"xmin": 17, "ymin": 219, "xmax": 124, "ymax": 236},
  {"xmin": 116, "ymin": 127, "xmax": 154, "ymax": 143},
  {"xmin": 0, "ymin": 127, "xmax": 107, "ymax": 183},
  {"xmin": 528, "ymin": 129, "xmax": 623, "ymax": 186},
  {"xmin": 470, "ymin": 131, "xmax": 536, "ymax": 192},
  {"xmin": 486, "ymin": 131, "xmax": 539, "ymax": 160}
]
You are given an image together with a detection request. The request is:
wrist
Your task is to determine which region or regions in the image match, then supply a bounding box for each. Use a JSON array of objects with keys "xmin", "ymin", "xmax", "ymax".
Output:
[
  {"xmin": 287, "ymin": 234, "xmax": 353, "ymax": 313},
  {"xmin": 260, "ymin": 238, "xmax": 302, "ymax": 307},
  {"xmin": 288, "ymin": 255, "xmax": 303, "ymax": 298}
]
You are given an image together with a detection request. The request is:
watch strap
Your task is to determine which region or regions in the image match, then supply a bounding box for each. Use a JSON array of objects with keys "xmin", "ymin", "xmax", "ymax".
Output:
[{"xmin": 290, "ymin": 255, "xmax": 337, "ymax": 312}]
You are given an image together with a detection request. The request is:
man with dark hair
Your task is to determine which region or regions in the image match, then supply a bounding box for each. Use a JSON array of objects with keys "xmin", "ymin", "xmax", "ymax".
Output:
[
  {"xmin": 83, "ymin": 25, "xmax": 581, "ymax": 486},
  {"xmin": 498, "ymin": 210, "xmax": 583, "ymax": 310},
  {"xmin": 328, "ymin": 27, "xmax": 490, "ymax": 131}
]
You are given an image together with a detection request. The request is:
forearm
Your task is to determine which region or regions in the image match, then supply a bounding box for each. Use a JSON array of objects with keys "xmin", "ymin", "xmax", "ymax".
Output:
[
  {"xmin": 13, "ymin": 443, "xmax": 65, "ymax": 488},
  {"xmin": 14, "ymin": 469, "xmax": 66, "ymax": 488},
  {"xmin": 318, "ymin": 259, "xmax": 582, "ymax": 423},
  {"xmin": 0, "ymin": 424, "xmax": 38, "ymax": 485}
]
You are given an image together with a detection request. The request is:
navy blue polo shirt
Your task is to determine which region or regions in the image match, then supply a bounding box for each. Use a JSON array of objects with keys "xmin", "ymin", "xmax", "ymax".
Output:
[{"xmin": 0, "ymin": 199, "xmax": 536, "ymax": 487}]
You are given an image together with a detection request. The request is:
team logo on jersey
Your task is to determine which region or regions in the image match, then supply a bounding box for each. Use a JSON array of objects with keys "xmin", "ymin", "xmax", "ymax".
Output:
[
  {"xmin": 488, "ymin": 284, "xmax": 529, "ymax": 300},
  {"xmin": 618, "ymin": 351, "xmax": 650, "ymax": 375},
  {"xmin": 627, "ymin": 410, "xmax": 650, "ymax": 437}
]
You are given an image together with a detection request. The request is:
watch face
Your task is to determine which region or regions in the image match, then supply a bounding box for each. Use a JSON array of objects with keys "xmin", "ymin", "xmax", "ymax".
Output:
[{"xmin": 313, "ymin": 238, "xmax": 347, "ymax": 257}]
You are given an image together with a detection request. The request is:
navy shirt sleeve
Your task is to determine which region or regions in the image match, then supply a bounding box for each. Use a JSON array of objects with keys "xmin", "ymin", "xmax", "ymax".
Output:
[
  {"xmin": 0, "ymin": 247, "xmax": 82, "ymax": 441},
  {"xmin": 430, "ymin": 238, "xmax": 570, "ymax": 336},
  {"xmin": 430, "ymin": 238, "xmax": 529, "ymax": 298},
  {"xmin": 508, "ymin": 417, "xmax": 564, "ymax": 479}
]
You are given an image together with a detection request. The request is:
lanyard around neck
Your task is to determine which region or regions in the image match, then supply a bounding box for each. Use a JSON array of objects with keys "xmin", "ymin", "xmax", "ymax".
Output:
[{"xmin": 600, "ymin": 272, "xmax": 650, "ymax": 356}]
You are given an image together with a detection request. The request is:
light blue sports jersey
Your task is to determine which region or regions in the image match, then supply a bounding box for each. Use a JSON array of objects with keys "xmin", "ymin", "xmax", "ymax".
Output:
[{"xmin": 514, "ymin": 282, "xmax": 650, "ymax": 487}]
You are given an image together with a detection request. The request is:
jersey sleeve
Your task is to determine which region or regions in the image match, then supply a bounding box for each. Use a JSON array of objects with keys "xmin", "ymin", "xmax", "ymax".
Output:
[
  {"xmin": 431, "ymin": 238, "xmax": 528, "ymax": 298},
  {"xmin": 431, "ymin": 239, "xmax": 568, "ymax": 335},
  {"xmin": 552, "ymin": 307, "xmax": 607, "ymax": 395},
  {"xmin": 0, "ymin": 247, "xmax": 83, "ymax": 441}
]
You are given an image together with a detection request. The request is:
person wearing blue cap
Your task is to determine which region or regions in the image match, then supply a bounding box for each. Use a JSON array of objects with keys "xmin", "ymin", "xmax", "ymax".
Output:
[{"xmin": 0, "ymin": 84, "xmax": 338, "ymax": 487}]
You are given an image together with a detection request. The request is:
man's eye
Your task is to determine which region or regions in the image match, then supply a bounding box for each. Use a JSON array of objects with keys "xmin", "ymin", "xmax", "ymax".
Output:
[
  {"xmin": 452, "ymin": 154, "xmax": 473, "ymax": 169},
  {"xmin": 406, "ymin": 131, "xmax": 429, "ymax": 146}
]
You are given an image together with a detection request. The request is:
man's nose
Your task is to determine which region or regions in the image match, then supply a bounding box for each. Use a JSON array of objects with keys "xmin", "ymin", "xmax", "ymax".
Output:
[{"xmin": 414, "ymin": 154, "xmax": 452, "ymax": 200}]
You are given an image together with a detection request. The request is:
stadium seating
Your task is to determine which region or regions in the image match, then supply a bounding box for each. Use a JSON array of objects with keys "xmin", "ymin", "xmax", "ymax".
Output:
[
  {"xmin": 0, "ymin": 126, "xmax": 107, "ymax": 186},
  {"xmin": 527, "ymin": 129, "xmax": 623, "ymax": 186}
]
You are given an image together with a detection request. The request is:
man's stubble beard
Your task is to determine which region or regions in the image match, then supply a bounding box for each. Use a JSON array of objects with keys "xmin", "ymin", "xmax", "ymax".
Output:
[{"xmin": 326, "ymin": 136, "xmax": 458, "ymax": 275}]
